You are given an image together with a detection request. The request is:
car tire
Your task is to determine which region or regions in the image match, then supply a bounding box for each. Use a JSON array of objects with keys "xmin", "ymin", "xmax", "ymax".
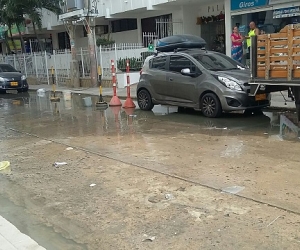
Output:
[
  {"xmin": 200, "ymin": 93, "xmax": 222, "ymax": 118},
  {"xmin": 137, "ymin": 89, "xmax": 154, "ymax": 111}
]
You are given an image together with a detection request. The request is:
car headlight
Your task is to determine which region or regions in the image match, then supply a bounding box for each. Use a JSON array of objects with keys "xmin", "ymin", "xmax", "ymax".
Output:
[
  {"xmin": 21, "ymin": 75, "xmax": 26, "ymax": 80},
  {"xmin": 0, "ymin": 77, "xmax": 4, "ymax": 82},
  {"xmin": 217, "ymin": 76, "xmax": 242, "ymax": 91}
]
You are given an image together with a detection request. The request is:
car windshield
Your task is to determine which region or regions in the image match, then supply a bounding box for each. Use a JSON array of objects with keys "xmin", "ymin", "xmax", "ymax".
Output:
[
  {"xmin": 192, "ymin": 53, "xmax": 245, "ymax": 71},
  {"xmin": 0, "ymin": 64, "xmax": 17, "ymax": 72}
]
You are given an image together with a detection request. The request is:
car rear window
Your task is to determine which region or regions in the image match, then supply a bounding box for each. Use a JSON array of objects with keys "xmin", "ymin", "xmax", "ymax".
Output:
[
  {"xmin": 0, "ymin": 64, "xmax": 17, "ymax": 72},
  {"xmin": 150, "ymin": 56, "xmax": 167, "ymax": 70}
]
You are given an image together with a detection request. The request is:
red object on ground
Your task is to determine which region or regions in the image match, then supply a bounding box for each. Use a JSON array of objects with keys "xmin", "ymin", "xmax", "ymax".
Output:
[
  {"xmin": 109, "ymin": 60, "xmax": 122, "ymax": 107},
  {"xmin": 123, "ymin": 60, "xmax": 136, "ymax": 109}
]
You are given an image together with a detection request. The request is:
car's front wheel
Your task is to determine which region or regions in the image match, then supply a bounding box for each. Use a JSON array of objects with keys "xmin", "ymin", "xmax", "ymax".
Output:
[
  {"xmin": 200, "ymin": 93, "xmax": 222, "ymax": 118},
  {"xmin": 137, "ymin": 89, "xmax": 154, "ymax": 111}
]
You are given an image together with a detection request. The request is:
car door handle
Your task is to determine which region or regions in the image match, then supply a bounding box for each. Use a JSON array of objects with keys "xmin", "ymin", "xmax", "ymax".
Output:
[{"xmin": 169, "ymin": 78, "xmax": 173, "ymax": 82}]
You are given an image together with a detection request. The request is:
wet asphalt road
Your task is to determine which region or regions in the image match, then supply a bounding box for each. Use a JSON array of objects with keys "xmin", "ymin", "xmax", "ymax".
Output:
[{"xmin": 1, "ymin": 91, "xmax": 300, "ymax": 250}]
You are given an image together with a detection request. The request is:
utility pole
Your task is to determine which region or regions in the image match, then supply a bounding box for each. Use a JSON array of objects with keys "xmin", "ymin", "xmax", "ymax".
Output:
[
  {"xmin": 84, "ymin": 0, "xmax": 98, "ymax": 87},
  {"xmin": 65, "ymin": 21, "xmax": 80, "ymax": 88}
]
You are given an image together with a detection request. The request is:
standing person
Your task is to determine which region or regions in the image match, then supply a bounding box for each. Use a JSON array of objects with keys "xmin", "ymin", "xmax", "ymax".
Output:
[
  {"xmin": 231, "ymin": 26, "xmax": 243, "ymax": 63},
  {"xmin": 245, "ymin": 21, "xmax": 260, "ymax": 59}
]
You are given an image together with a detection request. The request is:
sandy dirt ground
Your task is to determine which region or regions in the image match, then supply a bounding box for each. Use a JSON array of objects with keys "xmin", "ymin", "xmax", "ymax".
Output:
[{"xmin": 1, "ymin": 92, "xmax": 300, "ymax": 250}]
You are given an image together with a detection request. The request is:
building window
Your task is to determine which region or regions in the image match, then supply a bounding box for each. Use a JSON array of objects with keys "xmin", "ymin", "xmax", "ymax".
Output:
[
  {"xmin": 58, "ymin": 32, "xmax": 70, "ymax": 50},
  {"xmin": 111, "ymin": 19, "xmax": 137, "ymax": 33}
]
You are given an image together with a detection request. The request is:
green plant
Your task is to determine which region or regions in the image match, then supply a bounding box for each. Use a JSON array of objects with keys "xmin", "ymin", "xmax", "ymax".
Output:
[
  {"xmin": 117, "ymin": 57, "xmax": 143, "ymax": 72},
  {"xmin": 141, "ymin": 51, "xmax": 155, "ymax": 61},
  {"xmin": 96, "ymin": 38, "xmax": 115, "ymax": 47}
]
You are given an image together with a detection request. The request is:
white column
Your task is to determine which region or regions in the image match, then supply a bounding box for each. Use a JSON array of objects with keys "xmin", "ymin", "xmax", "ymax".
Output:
[
  {"xmin": 53, "ymin": 50, "xmax": 58, "ymax": 85},
  {"xmin": 45, "ymin": 51, "xmax": 49, "ymax": 85},
  {"xmin": 136, "ymin": 17, "xmax": 142, "ymax": 44},
  {"xmin": 224, "ymin": 0, "xmax": 232, "ymax": 57}
]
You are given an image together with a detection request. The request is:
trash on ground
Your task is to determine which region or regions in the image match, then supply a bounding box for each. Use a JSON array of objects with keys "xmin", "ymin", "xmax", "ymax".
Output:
[
  {"xmin": 90, "ymin": 184, "xmax": 96, "ymax": 187},
  {"xmin": 143, "ymin": 234, "xmax": 156, "ymax": 242},
  {"xmin": 62, "ymin": 90, "xmax": 72, "ymax": 101},
  {"xmin": 0, "ymin": 161, "xmax": 10, "ymax": 171},
  {"xmin": 165, "ymin": 193, "xmax": 175, "ymax": 200},
  {"xmin": 83, "ymin": 97, "xmax": 92, "ymax": 107},
  {"xmin": 205, "ymin": 126, "xmax": 228, "ymax": 130},
  {"xmin": 221, "ymin": 186, "xmax": 245, "ymax": 194},
  {"xmin": 267, "ymin": 215, "xmax": 281, "ymax": 227},
  {"xmin": 37, "ymin": 88, "xmax": 46, "ymax": 97},
  {"xmin": 53, "ymin": 162, "xmax": 67, "ymax": 167},
  {"xmin": 66, "ymin": 147, "xmax": 73, "ymax": 151}
]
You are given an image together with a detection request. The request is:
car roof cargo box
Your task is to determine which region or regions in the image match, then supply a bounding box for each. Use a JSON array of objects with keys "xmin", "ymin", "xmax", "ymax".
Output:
[{"xmin": 156, "ymin": 35, "xmax": 206, "ymax": 52}]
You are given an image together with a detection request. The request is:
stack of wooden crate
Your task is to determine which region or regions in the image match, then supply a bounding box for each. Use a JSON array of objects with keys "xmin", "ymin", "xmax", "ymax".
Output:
[{"xmin": 255, "ymin": 24, "xmax": 300, "ymax": 80}]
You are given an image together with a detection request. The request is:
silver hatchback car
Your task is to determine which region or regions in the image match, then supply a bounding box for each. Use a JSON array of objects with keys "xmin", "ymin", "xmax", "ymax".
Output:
[{"xmin": 137, "ymin": 49, "xmax": 270, "ymax": 118}]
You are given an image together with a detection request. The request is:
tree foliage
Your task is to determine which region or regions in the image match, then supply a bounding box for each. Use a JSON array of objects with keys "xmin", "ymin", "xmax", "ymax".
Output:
[{"xmin": 0, "ymin": 0, "xmax": 62, "ymax": 52}]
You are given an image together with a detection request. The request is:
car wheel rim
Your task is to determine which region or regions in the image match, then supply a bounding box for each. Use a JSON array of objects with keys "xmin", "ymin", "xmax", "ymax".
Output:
[
  {"xmin": 138, "ymin": 91, "xmax": 149, "ymax": 109},
  {"xmin": 202, "ymin": 96, "xmax": 216, "ymax": 116}
]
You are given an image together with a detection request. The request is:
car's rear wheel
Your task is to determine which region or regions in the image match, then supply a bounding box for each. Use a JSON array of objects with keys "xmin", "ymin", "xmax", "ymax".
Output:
[
  {"xmin": 200, "ymin": 93, "xmax": 222, "ymax": 118},
  {"xmin": 137, "ymin": 89, "xmax": 154, "ymax": 111}
]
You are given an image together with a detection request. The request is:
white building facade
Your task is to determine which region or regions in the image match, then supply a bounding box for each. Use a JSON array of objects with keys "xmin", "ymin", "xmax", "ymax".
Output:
[
  {"xmin": 46, "ymin": 0, "xmax": 227, "ymax": 52},
  {"xmin": 1, "ymin": 0, "xmax": 300, "ymax": 57}
]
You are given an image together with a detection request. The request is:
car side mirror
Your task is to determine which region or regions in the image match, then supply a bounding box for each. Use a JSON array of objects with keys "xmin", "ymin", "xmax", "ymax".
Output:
[
  {"xmin": 181, "ymin": 68, "xmax": 200, "ymax": 77},
  {"xmin": 181, "ymin": 68, "xmax": 191, "ymax": 76}
]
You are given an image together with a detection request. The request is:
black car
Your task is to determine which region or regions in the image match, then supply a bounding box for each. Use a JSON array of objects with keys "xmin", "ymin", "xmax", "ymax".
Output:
[{"xmin": 0, "ymin": 63, "xmax": 29, "ymax": 93}]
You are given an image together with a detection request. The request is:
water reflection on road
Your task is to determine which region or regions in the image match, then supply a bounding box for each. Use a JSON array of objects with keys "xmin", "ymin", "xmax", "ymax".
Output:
[{"xmin": 0, "ymin": 91, "xmax": 298, "ymax": 141}]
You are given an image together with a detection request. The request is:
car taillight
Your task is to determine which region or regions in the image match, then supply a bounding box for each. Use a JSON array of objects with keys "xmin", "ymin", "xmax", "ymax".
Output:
[{"xmin": 140, "ymin": 69, "xmax": 142, "ymax": 75}]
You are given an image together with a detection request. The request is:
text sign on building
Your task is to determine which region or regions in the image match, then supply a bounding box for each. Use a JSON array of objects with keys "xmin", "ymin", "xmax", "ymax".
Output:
[
  {"xmin": 273, "ymin": 6, "xmax": 300, "ymax": 19},
  {"xmin": 231, "ymin": 0, "xmax": 268, "ymax": 11},
  {"xmin": 269, "ymin": 0, "xmax": 298, "ymax": 4}
]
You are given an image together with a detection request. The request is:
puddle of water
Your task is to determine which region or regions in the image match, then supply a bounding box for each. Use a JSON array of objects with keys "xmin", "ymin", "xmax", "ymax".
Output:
[
  {"xmin": 0, "ymin": 193, "xmax": 88, "ymax": 250},
  {"xmin": 0, "ymin": 91, "xmax": 299, "ymax": 141}
]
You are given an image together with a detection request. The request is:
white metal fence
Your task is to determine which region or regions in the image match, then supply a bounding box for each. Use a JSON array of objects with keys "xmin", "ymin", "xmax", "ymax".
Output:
[{"xmin": 0, "ymin": 43, "xmax": 149, "ymax": 86}]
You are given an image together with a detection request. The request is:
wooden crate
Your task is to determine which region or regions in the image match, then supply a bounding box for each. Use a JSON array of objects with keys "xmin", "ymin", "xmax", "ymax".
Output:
[{"xmin": 255, "ymin": 24, "xmax": 300, "ymax": 80}]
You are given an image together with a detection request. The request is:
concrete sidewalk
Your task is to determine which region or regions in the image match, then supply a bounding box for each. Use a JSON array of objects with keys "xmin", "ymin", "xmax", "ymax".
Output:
[
  {"xmin": 0, "ymin": 215, "xmax": 45, "ymax": 250},
  {"xmin": 28, "ymin": 84, "xmax": 295, "ymax": 109}
]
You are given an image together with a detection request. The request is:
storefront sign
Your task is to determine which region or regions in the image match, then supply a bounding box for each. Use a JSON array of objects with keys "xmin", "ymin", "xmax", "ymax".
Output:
[
  {"xmin": 273, "ymin": 6, "xmax": 300, "ymax": 19},
  {"xmin": 231, "ymin": 0, "xmax": 268, "ymax": 11},
  {"xmin": 269, "ymin": 0, "xmax": 298, "ymax": 4}
]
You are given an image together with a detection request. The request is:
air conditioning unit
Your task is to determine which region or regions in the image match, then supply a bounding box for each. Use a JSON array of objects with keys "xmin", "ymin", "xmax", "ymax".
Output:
[{"xmin": 66, "ymin": 0, "xmax": 84, "ymax": 11}]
